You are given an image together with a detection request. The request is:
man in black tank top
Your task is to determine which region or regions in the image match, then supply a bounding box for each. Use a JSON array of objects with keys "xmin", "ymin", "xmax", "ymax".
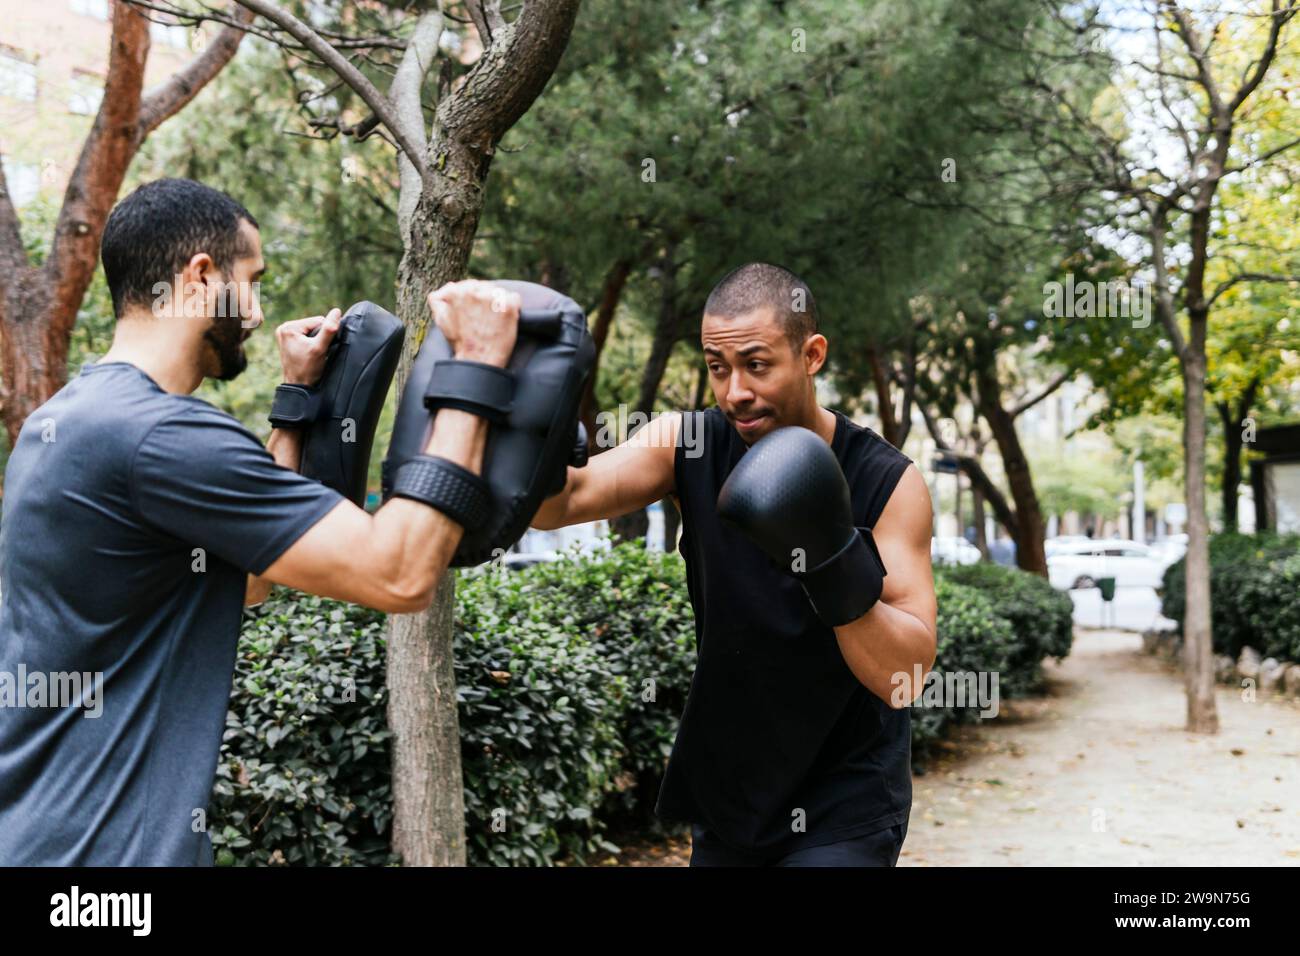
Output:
[{"xmin": 532, "ymin": 263, "xmax": 937, "ymax": 866}]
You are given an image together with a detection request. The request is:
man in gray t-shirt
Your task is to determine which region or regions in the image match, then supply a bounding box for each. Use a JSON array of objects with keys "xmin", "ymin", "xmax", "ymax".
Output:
[{"xmin": 0, "ymin": 178, "xmax": 519, "ymax": 865}]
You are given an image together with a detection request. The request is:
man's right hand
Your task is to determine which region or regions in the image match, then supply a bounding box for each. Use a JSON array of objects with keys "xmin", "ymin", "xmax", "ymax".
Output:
[
  {"xmin": 276, "ymin": 308, "xmax": 343, "ymax": 386},
  {"xmin": 427, "ymin": 280, "xmax": 520, "ymax": 367}
]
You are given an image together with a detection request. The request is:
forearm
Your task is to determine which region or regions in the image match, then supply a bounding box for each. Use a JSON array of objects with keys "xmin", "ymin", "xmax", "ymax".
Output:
[
  {"xmin": 245, "ymin": 426, "xmax": 307, "ymax": 605},
  {"xmin": 266, "ymin": 426, "xmax": 305, "ymax": 473},
  {"xmin": 530, "ymin": 470, "xmax": 575, "ymax": 530},
  {"xmin": 362, "ymin": 408, "xmax": 490, "ymax": 605},
  {"xmin": 833, "ymin": 602, "xmax": 937, "ymax": 707}
]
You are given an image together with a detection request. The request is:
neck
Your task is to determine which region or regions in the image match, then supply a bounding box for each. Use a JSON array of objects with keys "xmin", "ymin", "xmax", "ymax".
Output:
[
  {"xmin": 98, "ymin": 311, "xmax": 204, "ymax": 394},
  {"xmin": 809, "ymin": 404, "xmax": 836, "ymax": 444}
]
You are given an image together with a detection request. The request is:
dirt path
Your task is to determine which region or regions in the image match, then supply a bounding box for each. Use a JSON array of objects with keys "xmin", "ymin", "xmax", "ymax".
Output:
[
  {"xmin": 608, "ymin": 629, "xmax": 1300, "ymax": 866},
  {"xmin": 902, "ymin": 629, "xmax": 1300, "ymax": 866}
]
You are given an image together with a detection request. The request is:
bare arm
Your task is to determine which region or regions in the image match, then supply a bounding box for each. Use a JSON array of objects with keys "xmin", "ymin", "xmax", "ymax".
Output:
[
  {"xmin": 830, "ymin": 465, "xmax": 938, "ymax": 705},
  {"xmin": 531, "ymin": 411, "xmax": 681, "ymax": 529},
  {"xmin": 253, "ymin": 280, "xmax": 518, "ymax": 614},
  {"xmin": 257, "ymin": 408, "xmax": 490, "ymax": 613}
]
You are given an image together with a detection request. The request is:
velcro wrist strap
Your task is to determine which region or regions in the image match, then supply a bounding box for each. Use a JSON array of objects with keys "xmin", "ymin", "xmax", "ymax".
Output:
[
  {"xmin": 269, "ymin": 384, "xmax": 323, "ymax": 428},
  {"xmin": 391, "ymin": 455, "xmax": 492, "ymax": 532},
  {"xmin": 423, "ymin": 360, "xmax": 514, "ymax": 424},
  {"xmin": 799, "ymin": 527, "xmax": 887, "ymax": 627}
]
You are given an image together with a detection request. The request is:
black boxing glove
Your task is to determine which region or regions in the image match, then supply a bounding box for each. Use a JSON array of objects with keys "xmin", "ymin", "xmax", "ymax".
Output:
[{"xmin": 716, "ymin": 425, "xmax": 886, "ymax": 627}]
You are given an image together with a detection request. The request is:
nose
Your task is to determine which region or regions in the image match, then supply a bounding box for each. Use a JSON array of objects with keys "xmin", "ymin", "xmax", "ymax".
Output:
[{"xmin": 725, "ymin": 370, "xmax": 755, "ymax": 408}]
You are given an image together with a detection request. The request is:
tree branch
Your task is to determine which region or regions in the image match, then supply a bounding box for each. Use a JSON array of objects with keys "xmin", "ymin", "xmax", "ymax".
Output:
[
  {"xmin": 1009, "ymin": 367, "xmax": 1073, "ymax": 419},
  {"xmin": 135, "ymin": 3, "xmax": 254, "ymax": 138},
  {"xmin": 392, "ymin": 8, "xmax": 444, "ymax": 237},
  {"xmin": 231, "ymin": 0, "xmax": 431, "ymax": 184},
  {"xmin": 1207, "ymin": 271, "xmax": 1300, "ymax": 308}
]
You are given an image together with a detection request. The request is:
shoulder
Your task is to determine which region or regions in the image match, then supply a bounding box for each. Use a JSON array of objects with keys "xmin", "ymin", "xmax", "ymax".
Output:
[
  {"xmin": 131, "ymin": 400, "xmax": 264, "ymax": 480},
  {"xmin": 875, "ymin": 463, "xmax": 932, "ymax": 547},
  {"xmin": 834, "ymin": 412, "xmax": 919, "ymax": 528}
]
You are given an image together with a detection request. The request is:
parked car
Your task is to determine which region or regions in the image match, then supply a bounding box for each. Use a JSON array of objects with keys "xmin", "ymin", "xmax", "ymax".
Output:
[
  {"xmin": 1045, "ymin": 535, "xmax": 1094, "ymax": 556},
  {"xmin": 1046, "ymin": 538, "xmax": 1171, "ymax": 590},
  {"xmin": 932, "ymin": 536, "xmax": 981, "ymax": 566},
  {"xmin": 1149, "ymin": 533, "xmax": 1188, "ymax": 565}
]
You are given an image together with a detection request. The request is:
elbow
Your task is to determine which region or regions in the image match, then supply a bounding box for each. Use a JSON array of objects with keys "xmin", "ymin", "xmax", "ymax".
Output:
[{"xmin": 389, "ymin": 563, "xmax": 452, "ymax": 614}]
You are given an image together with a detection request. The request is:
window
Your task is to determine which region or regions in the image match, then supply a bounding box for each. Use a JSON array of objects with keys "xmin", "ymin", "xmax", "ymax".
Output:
[
  {"xmin": 68, "ymin": 70, "xmax": 103, "ymax": 116},
  {"xmin": 0, "ymin": 46, "xmax": 37, "ymax": 103},
  {"xmin": 71, "ymin": 0, "xmax": 109, "ymax": 20}
]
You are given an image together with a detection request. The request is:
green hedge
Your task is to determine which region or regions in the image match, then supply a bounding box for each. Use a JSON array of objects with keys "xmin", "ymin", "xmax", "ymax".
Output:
[
  {"xmin": 213, "ymin": 549, "xmax": 1066, "ymax": 865},
  {"xmin": 454, "ymin": 547, "xmax": 696, "ymax": 865},
  {"xmin": 936, "ymin": 563, "xmax": 1074, "ymax": 695},
  {"xmin": 212, "ymin": 543, "xmax": 694, "ymax": 867},
  {"xmin": 908, "ymin": 578, "xmax": 1017, "ymax": 752},
  {"xmin": 1160, "ymin": 533, "xmax": 1300, "ymax": 660},
  {"xmin": 210, "ymin": 596, "xmax": 395, "ymax": 866}
]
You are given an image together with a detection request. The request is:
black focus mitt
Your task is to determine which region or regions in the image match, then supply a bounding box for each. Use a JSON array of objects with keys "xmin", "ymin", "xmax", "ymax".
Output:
[
  {"xmin": 382, "ymin": 280, "xmax": 595, "ymax": 566},
  {"xmin": 270, "ymin": 302, "xmax": 405, "ymax": 507}
]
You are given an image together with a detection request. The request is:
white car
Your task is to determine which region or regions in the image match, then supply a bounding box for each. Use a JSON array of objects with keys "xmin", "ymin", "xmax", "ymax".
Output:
[
  {"xmin": 1046, "ymin": 538, "xmax": 1170, "ymax": 590},
  {"xmin": 932, "ymin": 536, "xmax": 981, "ymax": 566},
  {"xmin": 1149, "ymin": 533, "xmax": 1188, "ymax": 565}
]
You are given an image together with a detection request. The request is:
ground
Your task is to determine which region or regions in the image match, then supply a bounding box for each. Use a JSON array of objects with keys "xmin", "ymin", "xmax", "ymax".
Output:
[{"xmin": 603, "ymin": 628, "xmax": 1300, "ymax": 866}]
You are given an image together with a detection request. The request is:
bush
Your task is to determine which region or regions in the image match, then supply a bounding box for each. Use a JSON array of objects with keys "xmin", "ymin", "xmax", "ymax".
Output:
[
  {"xmin": 213, "ymin": 547, "xmax": 1064, "ymax": 863},
  {"xmin": 212, "ymin": 543, "xmax": 694, "ymax": 867},
  {"xmin": 211, "ymin": 595, "xmax": 395, "ymax": 866},
  {"xmin": 912, "ymin": 578, "xmax": 1018, "ymax": 757},
  {"xmin": 454, "ymin": 543, "xmax": 695, "ymax": 865},
  {"xmin": 936, "ymin": 563, "xmax": 1074, "ymax": 694},
  {"xmin": 1160, "ymin": 533, "xmax": 1300, "ymax": 659}
]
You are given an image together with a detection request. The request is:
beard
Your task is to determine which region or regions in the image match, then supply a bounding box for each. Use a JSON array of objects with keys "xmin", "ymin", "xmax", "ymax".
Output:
[{"xmin": 203, "ymin": 311, "xmax": 248, "ymax": 381}]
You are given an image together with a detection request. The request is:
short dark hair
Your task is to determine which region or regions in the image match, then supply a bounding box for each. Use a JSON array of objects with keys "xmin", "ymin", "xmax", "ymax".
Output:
[
  {"xmin": 100, "ymin": 178, "xmax": 258, "ymax": 318},
  {"xmin": 703, "ymin": 262, "xmax": 818, "ymax": 352}
]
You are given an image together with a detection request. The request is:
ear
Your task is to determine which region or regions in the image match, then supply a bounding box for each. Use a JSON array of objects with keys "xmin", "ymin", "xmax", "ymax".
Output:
[
  {"xmin": 183, "ymin": 252, "xmax": 218, "ymax": 289},
  {"xmin": 803, "ymin": 333, "xmax": 828, "ymax": 375}
]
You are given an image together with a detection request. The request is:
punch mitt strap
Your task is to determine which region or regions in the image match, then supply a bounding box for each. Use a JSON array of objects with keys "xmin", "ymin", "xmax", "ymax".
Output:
[
  {"xmin": 422, "ymin": 360, "xmax": 515, "ymax": 423},
  {"xmin": 390, "ymin": 455, "xmax": 492, "ymax": 532},
  {"xmin": 269, "ymin": 384, "xmax": 324, "ymax": 429}
]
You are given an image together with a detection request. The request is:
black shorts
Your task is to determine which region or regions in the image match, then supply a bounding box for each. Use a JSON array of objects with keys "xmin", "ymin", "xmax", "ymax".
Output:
[{"xmin": 689, "ymin": 820, "xmax": 908, "ymax": 867}]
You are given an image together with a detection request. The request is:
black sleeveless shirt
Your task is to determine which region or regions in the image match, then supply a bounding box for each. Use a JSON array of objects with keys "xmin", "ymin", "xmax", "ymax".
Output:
[{"xmin": 656, "ymin": 407, "xmax": 914, "ymax": 854}]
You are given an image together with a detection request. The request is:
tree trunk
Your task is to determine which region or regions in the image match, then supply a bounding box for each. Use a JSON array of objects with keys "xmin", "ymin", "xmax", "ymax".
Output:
[
  {"xmin": 865, "ymin": 344, "xmax": 899, "ymax": 446},
  {"xmin": 633, "ymin": 245, "xmax": 681, "ymax": 416},
  {"xmin": 578, "ymin": 258, "xmax": 631, "ymax": 454},
  {"xmin": 971, "ymin": 483, "xmax": 989, "ymax": 559},
  {"xmin": 616, "ymin": 246, "xmax": 681, "ymax": 542},
  {"xmin": 386, "ymin": 574, "xmax": 464, "ymax": 865},
  {"xmin": 383, "ymin": 0, "xmax": 582, "ymax": 865},
  {"xmin": 0, "ymin": 3, "xmax": 251, "ymax": 443},
  {"xmin": 974, "ymin": 361, "xmax": 1047, "ymax": 575},
  {"xmin": 1181, "ymin": 321, "xmax": 1218, "ymax": 733},
  {"xmin": 661, "ymin": 495, "xmax": 680, "ymax": 553},
  {"xmin": 611, "ymin": 509, "xmax": 650, "ymax": 543}
]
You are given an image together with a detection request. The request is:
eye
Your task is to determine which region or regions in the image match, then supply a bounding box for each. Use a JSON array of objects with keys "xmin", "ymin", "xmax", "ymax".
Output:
[
  {"xmin": 708, "ymin": 364, "xmax": 726, "ymax": 375},
  {"xmin": 748, "ymin": 361, "xmax": 767, "ymax": 372}
]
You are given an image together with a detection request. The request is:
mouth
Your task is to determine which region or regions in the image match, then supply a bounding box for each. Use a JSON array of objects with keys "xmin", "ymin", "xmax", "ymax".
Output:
[{"xmin": 732, "ymin": 412, "xmax": 769, "ymax": 433}]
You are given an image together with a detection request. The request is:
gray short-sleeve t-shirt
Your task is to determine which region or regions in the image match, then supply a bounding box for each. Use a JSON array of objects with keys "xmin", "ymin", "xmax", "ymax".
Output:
[{"xmin": 0, "ymin": 362, "xmax": 342, "ymax": 865}]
